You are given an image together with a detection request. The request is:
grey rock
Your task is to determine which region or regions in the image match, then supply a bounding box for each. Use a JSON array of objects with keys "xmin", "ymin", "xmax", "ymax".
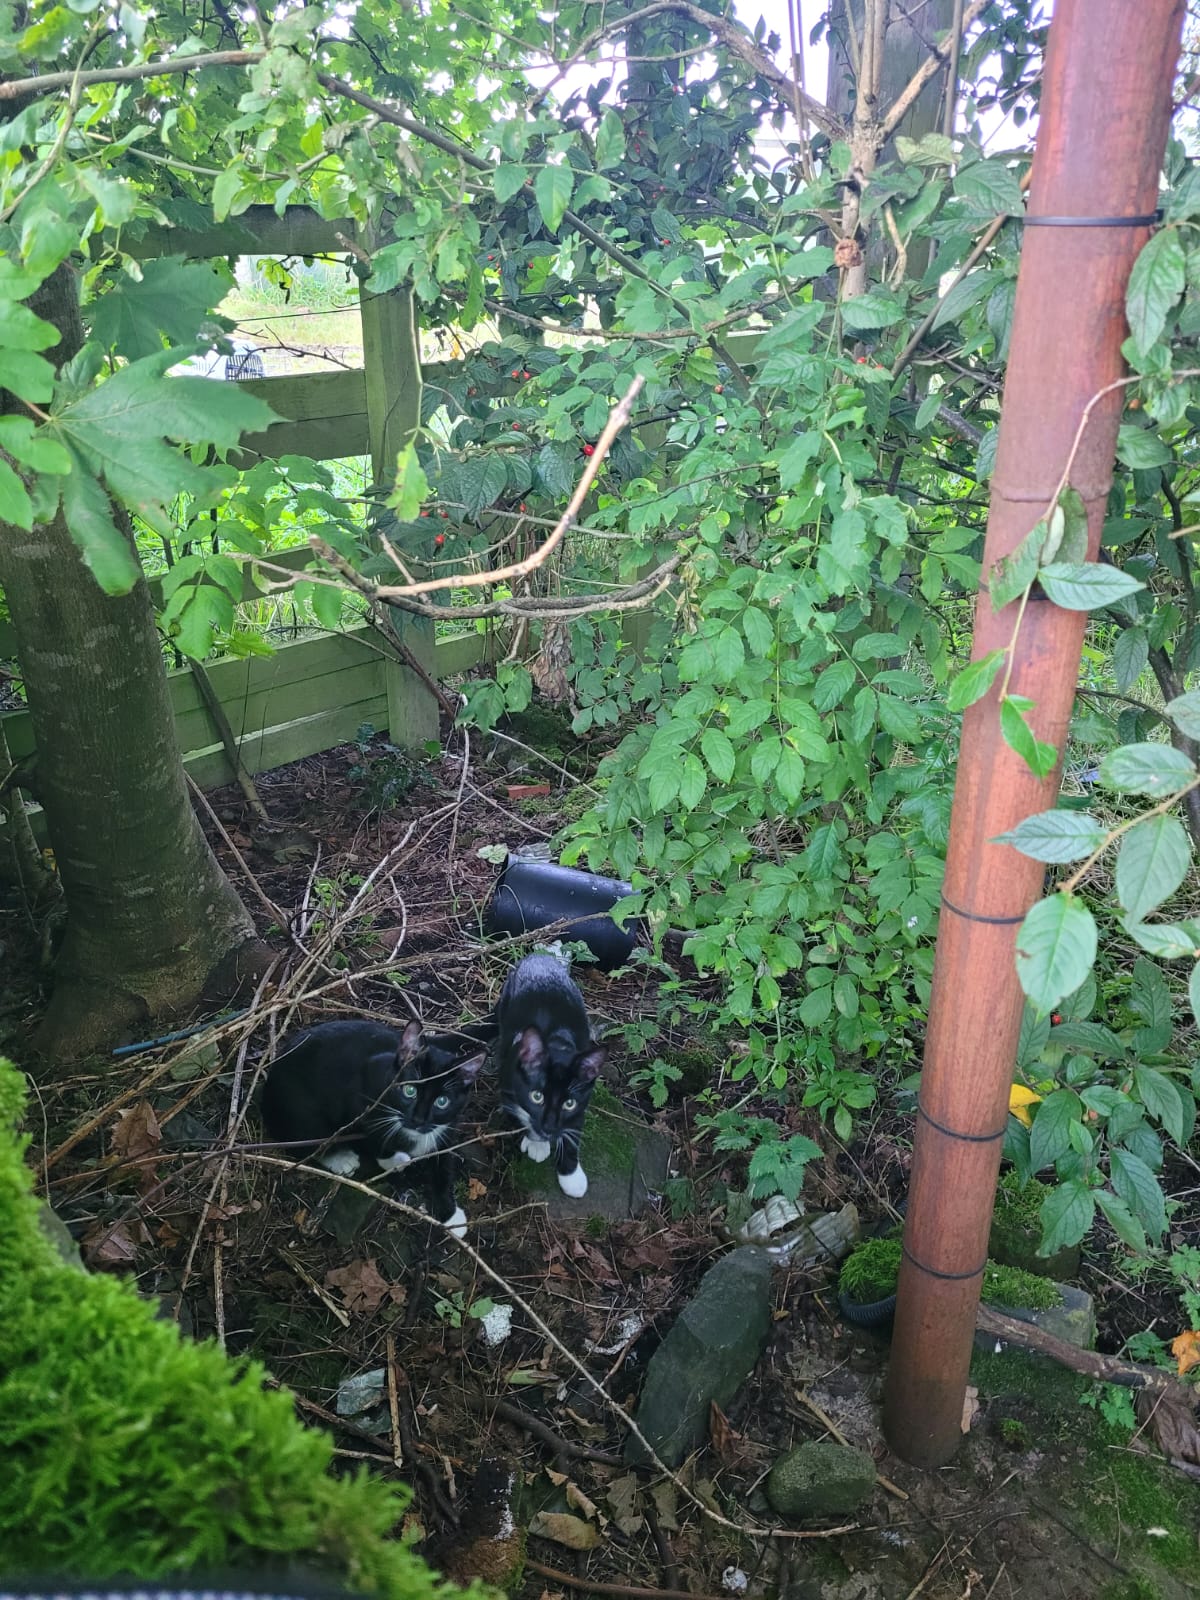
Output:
[
  {"xmin": 515, "ymin": 1101, "xmax": 671, "ymax": 1223},
  {"xmin": 765, "ymin": 1440, "xmax": 877, "ymax": 1519},
  {"xmin": 626, "ymin": 1246, "xmax": 773, "ymax": 1468},
  {"xmin": 975, "ymin": 1282, "xmax": 1095, "ymax": 1352},
  {"xmin": 36, "ymin": 1203, "xmax": 84, "ymax": 1271}
]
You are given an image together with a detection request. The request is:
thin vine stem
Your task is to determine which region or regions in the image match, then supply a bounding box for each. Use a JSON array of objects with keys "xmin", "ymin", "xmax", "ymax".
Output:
[{"xmin": 1059, "ymin": 775, "xmax": 1200, "ymax": 896}]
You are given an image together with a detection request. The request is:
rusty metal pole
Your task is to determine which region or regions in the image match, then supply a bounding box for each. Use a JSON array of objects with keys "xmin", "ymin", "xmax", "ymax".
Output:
[{"xmin": 882, "ymin": 0, "xmax": 1185, "ymax": 1468}]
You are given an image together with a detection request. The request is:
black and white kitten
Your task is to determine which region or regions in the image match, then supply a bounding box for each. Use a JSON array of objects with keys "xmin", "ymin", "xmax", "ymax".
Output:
[
  {"xmin": 495, "ymin": 954, "xmax": 607, "ymax": 1198},
  {"xmin": 261, "ymin": 1019, "xmax": 485, "ymax": 1238}
]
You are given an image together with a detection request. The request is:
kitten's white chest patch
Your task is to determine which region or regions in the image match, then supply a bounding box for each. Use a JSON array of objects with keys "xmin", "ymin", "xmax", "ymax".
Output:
[
  {"xmin": 406, "ymin": 1128, "xmax": 443, "ymax": 1160},
  {"xmin": 557, "ymin": 1164, "xmax": 588, "ymax": 1198},
  {"xmin": 318, "ymin": 1148, "xmax": 361, "ymax": 1177},
  {"xmin": 521, "ymin": 1135, "xmax": 552, "ymax": 1163}
]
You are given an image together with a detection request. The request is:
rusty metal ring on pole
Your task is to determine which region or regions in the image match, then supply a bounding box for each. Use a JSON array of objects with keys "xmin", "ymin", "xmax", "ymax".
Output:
[
  {"xmin": 939, "ymin": 891, "xmax": 1026, "ymax": 926},
  {"xmin": 901, "ymin": 1242, "xmax": 989, "ymax": 1282},
  {"xmin": 1022, "ymin": 210, "xmax": 1162, "ymax": 226},
  {"xmin": 917, "ymin": 1100, "xmax": 1008, "ymax": 1144}
]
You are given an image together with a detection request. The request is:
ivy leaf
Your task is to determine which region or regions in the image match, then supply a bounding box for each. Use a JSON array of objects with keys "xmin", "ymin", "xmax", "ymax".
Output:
[
  {"xmin": 1116, "ymin": 425, "xmax": 1173, "ymax": 469},
  {"xmin": 700, "ymin": 727, "xmax": 735, "ymax": 783},
  {"xmin": 535, "ymin": 163, "xmax": 574, "ymax": 233},
  {"xmin": 89, "ymin": 257, "xmax": 230, "ymax": 361},
  {"xmin": 1113, "ymin": 627, "xmax": 1150, "ymax": 692},
  {"xmin": 1038, "ymin": 1179, "xmax": 1095, "ymax": 1253},
  {"xmin": 1015, "ymin": 893, "xmax": 1097, "ymax": 1015},
  {"xmin": 1133, "ymin": 1065, "xmax": 1187, "ymax": 1146},
  {"xmin": 947, "ymin": 647, "xmax": 1005, "ymax": 712},
  {"xmin": 594, "ymin": 109, "xmax": 626, "ymax": 171},
  {"xmin": 1115, "ymin": 813, "xmax": 1190, "ymax": 921},
  {"xmin": 999, "ymin": 696, "xmax": 1057, "ymax": 778},
  {"xmin": 1038, "ymin": 562, "xmax": 1144, "ymax": 610},
  {"xmin": 492, "ymin": 164, "xmax": 529, "ymax": 204},
  {"xmin": 1126, "ymin": 227, "xmax": 1185, "ymax": 354},
  {"xmin": 1099, "ymin": 741, "xmax": 1196, "ymax": 798},
  {"xmin": 993, "ymin": 808, "xmax": 1107, "ymax": 864},
  {"xmin": 1164, "ymin": 689, "xmax": 1200, "ymax": 738},
  {"xmin": 989, "ymin": 519, "xmax": 1047, "ymax": 610},
  {"xmin": 59, "ymin": 444, "xmax": 141, "ymax": 594}
]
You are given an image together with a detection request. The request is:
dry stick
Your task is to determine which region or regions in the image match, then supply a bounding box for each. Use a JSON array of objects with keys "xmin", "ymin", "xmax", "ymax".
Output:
[
  {"xmin": 941, "ymin": 0, "xmax": 966, "ymax": 142},
  {"xmin": 879, "ymin": 0, "xmax": 990, "ymax": 141},
  {"xmin": 189, "ymin": 660, "xmax": 269, "ymax": 822},
  {"xmin": 385, "ymin": 1332, "xmax": 405, "ymax": 1471},
  {"xmin": 465, "ymin": 1393, "xmax": 622, "ymax": 1468},
  {"xmin": 243, "ymin": 1154, "xmax": 855, "ymax": 1544},
  {"xmin": 0, "ymin": 48, "xmax": 262, "ymax": 100},
  {"xmin": 368, "ymin": 605, "xmax": 459, "ymax": 720},
  {"xmin": 525, "ymin": 1563, "xmax": 727, "ymax": 1600},
  {"xmin": 185, "ymin": 773, "xmax": 287, "ymax": 931},
  {"xmin": 892, "ymin": 166, "xmax": 1033, "ymax": 380}
]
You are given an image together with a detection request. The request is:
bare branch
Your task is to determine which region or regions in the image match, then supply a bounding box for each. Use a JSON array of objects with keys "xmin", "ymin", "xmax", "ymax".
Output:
[
  {"xmin": 0, "ymin": 48, "xmax": 262, "ymax": 102},
  {"xmin": 879, "ymin": 0, "xmax": 991, "ymax": 141}
]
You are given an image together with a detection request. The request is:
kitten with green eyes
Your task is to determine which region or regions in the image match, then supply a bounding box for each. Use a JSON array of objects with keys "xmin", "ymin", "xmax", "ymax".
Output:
[{"xmin": 261, "ymin": 1019, "xmax": 485, "ymax": 1238}]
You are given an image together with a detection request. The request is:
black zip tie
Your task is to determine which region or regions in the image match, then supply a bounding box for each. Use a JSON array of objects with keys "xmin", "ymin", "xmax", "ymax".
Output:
[
  {"xmin": 917, "ymin": 1100, "xmax": 1008, "ymax": 1144},
  {"xmin": 940, "ymin": 890, "xmax": 1026, "ymax": 926},
  {"xmin": 1023, "ymin": 210, "xmax": 1162, "ymax": 227},
  {"xmin": 902, "ymin": 1241, "xmax": 989, "ymax": 1282}
]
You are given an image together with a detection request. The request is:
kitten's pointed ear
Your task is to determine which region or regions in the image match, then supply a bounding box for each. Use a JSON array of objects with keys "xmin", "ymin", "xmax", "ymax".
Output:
[
  {"xmin": 457, "ymin": 1051, "xmax": 487, "ymax": 1086},
  {"xmin": 399, "ymin": 1020, "xmax": 424, "ymax": 1059},
  {"xmin": 577, "ymin": 1046, "xmax": 607, "ymax": 1083},
  {"xmin": 516, "ymin": 1027, "xmax": 546, "ymax": 1072}
]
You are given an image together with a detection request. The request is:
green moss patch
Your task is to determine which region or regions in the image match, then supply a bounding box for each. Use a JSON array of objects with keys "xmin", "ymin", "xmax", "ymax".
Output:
[{"xmin": 840, "ymin": 1237, "xmax": 1062, "ymax": 1311}]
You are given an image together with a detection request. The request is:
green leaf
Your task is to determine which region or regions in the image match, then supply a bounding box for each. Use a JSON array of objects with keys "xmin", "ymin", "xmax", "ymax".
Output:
[
  {"xmin": 751, "ymin": 735, "xmax": 782, "ymax": 785},
  {"xmin": 1038, "ymin": 562, "xmax": 1145, "ymax": 610},
  {"xmin": 1164, "ymin": 689, "xmax": 1200, "ymax": 738},
  {"xmin": 89, "ymin": 256, "xmax": 228, "ymax": 361},
  {"xmin": 804, "ymin": 822, "xmax": 844, "ymax": 879},
  {"xmin": 775, "ymin": 746, "xmax": 805, "ymax": 806},
  {"xmin": 1015, "ymin": 894, "xmax": 1098, "ymax": 1015},
  {"xmin": 839, "ymin": 291, "xmax": 905, "ymax": 330},
  {"xmin": 778, "ymin": 431, "xmax": 820, "ymax": 489},
  {"xmin": 1052, "ymin": 487, "xmax": 1090, "ymax": 563},
  {"xmin": 678, "ymin": 752, "xmax": 706, "ymax": 809},
  {"xmin": 1050, "ymin": 1020, "xmax": 1126, "ymax": 1059},
  {"xmin": 812, "ymin": 658, "xmax": 856, "ymax": 712},
  {"xmin": 389, "ymin": 443, "xmax": 429, "ymax": 521},
  {"xmin": 989, "ymin": 519, "xmax": 1047, "ymax": 611},
  {"xmin": 954, "ymin": 158, "xmax": 1024, "ymax": 215},
  {"xmin": 1110, "ymin": 1148, "xmax": 1167, "ymax": 1241},
  {"xmin": 0, "ymin": 298, "xmax": 59, "ymax": 353},
  {"xmin": 0, "ymin": 415, "xmax": 70, "ymax": 474},
  {"xmin": 877, "ymin": 693, "xmax": 924, "ymax": 744},
  {"xmin": 594, "ymin": 109, "xmax": 626, "ymax": 171},
  {"xmin": 0, "ymin": 347, "xmax": 55, "ymax": 404},
  {"xmin": 1126, "ymin": 227, "xmax": 1185, "ymax": 354},
  {"xmin": 1099, "ymin": 741, "xmax": 1196, "ymax": 798},
  {"xmin": 1126, "ymin": 918, "xmax": 1200, "ymax": 959},
  {"xmin": 742, "ymin": 606, "xmax": 774, "ymax": 658},
  {"xmin": 1133, "ymin": 1065, "xmax": 1187, "ymax": 1145},
  {"xmin": 1192, "ymin": 963, "xmax": 1200, "ymax": 1026},
  {"xmin": 59, "ymin": 447, "xmax": 140, "ymax": 593},
  {"xmin": 1038, "ymin": 1179, "xmax": 1095, "ymax": 1253},
  {"xmin": 212, "ymin": 163, "xmax": 248, "ymax": 223},
  {"xmin": 1094, "ymin": 1189, "xmax": 1148, "ymax": 1254},
  {"xmin": 535, "ymin": 441, "xmax": 576, "ymax": 499},
  {"xmin": 1113, "ymin": 627, "xmax": 1149, "ymax": 693},
  {"xmin": 993, "ymin": 808, "xmax": 1107, "ymax": 864},
  {"xmin": 534, "ymin": 163, "xmax": 574, "ymax": 233},
  {"xmin": 459, "ymin": 454, "xmax": 508, "ymax": 516},
  {"xmin": 1116, "ymin": 425, "xmax": 1173, "ymax": 469},
  {"xmin": 0, "ymin": 458, "xmax": 33, "ymax": 530},
  {"xmin": 1115, "ymin": 813, "xmax": 1190, "ymax": 920},
  {"xmin": 493, "ymin": 164, "xmax": 529, "ymax": 204},
  {"xmin": 700, "ymin": 726, "xmax": 735, "ymax": 783},
  {"xmin": 1030, "ymin": 1088, "xmax": 1081, "ymax": 1172},
  {"xmin": 1000, "ymin": 696, "xmax": 1058, "ymax": 778},
  {"xmin": 947, "ymin": 647, "xmax": 1005, "ymax": 712}
]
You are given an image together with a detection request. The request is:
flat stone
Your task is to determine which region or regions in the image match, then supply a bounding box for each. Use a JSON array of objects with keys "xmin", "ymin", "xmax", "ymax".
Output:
[
  {"xmin": 626, "ymin": 1246, "xmax": 773, "ymax": 1468},
  {"xmin": 765, "ymin": 1440, "xmax": 877, "ymax": 1519},
  {"xmin": 36, "ymin": 1203, "xmax": 84, "ymax": 1271},
  {"xmin": 513, "ymin": 1095, "xmax": 671, "ymax": 1223},
  {"xmin": 975, "ymin": 1282, "xmax": 1095, "ymax": 1352}
]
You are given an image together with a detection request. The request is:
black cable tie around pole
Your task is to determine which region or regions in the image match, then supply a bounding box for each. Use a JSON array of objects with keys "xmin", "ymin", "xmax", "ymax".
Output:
[
  {"xmin": 940, "ymin": 891, "xmax": 1026, "ymax": 926},
  {"xmin": 901, "ymin": 1242, "xmax": 989, "ymax": 1282},
  {"xmin": 917, "ymin": 1100, "xmax": 1008, "ymax": 1144},
  {"xmin": 1022, "ymin": 210, "xmax": 1162, "ymax": 227}
]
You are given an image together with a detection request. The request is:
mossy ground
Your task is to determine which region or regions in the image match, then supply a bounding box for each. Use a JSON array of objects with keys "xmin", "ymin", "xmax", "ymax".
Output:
[{"xmin": 840, "ymin": 1236, "xmax": 1063, "ymax": 1310}]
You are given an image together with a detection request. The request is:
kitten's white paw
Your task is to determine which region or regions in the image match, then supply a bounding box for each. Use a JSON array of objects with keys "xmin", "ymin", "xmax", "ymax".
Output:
[
  {"xmin": 521, "ymin": 1136, "xmax": 552, "ymax": 1164},
  {"xmin": 377, "ymin": 1149, "xmax": 412, "ymax": 1172},
  {"xmin": 445, "ymin": 1206, "xmax": 468, "ymax": 1240},
  {"xmin": 557, "ymin": 1165, "xmax": 588, "ymax": 1199},
  {"xmin": 318, "ymin": 1148, "xmax": 360, "ymax": 1176}
]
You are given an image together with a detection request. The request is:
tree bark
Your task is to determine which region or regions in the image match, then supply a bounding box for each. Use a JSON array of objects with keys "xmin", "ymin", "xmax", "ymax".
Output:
[{"xmin": 0, "ymin": 264, "xmax": 265, "ymax": 1057}]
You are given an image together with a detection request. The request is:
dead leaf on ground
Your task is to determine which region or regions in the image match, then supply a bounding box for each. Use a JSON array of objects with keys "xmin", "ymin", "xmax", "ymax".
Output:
[
  {"xmin": 1172, "ymin": 1329, "xmax": 1200, "ymax": 1377},
  {"xmin": 545, "ymin": 1469, "xmax": 603, "ymax": 1523},
  {"xmin": 467, "ymin": 1177, "xmax": 488, "ymax": 1201},
  {"xmin": 110, "ymin": 1100, "xmax": 162, "ymax": 1167},
  {"xmin": 605, "ymin": 1472, "xmax": 644, "ymax": 1536},
  {"xmin": 82, "ymin": 1218, "xmax": 148, "ymax": 1268},
  {"xmin": 528, "ymin": 1511, "xmax": 601, "ymax": 1551},
  {"xmin": 324, "ymin": 1257, "xmax": 407, "ymax": 1313},
  {"xmin": 650, "ymin": 1478, "xmax": 679, "ymax": 1532},
  {"xmin": 1139, "ymin": 1384, "xmax": 1200, "ymax": 1467}
]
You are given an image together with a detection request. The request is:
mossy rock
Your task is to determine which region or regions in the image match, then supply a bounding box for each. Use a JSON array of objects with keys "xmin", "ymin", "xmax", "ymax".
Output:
[
  {"xmin": 511, "ymin": 1084, "xmax": 671, "ymax": 1222},
  {"xmin": 989, "ymin": 1175, "xmax": 1081, "ymax": 1280}
]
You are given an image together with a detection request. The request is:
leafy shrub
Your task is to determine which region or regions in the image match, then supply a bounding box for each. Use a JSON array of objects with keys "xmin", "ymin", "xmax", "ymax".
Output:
[{"xmin": 0, "ymin": 1058, "xmax": 480, "ymax": 1598}]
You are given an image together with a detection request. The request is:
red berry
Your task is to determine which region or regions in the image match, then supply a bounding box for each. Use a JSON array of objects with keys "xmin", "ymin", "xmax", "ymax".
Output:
[
  {"xmin": 522, "ymin": 370, "xmax": 531, "ymax": 380},
  {"xmin": 660, "ymin": 237, "xmax": 669, "ymax": 245},
  {"xmin": 714, "ymin": 384, "xmax": 724, "ymax": 394},
  {"xmin": 435, "ymin": 534, "xmax": 445, "ymax": 546},
  {"xmin": 856, "ymin": 356, "xmax": 867, "ymax": 364},
  {"xmin": 440, "ymin": 510, "xmax": 449, "ymax": 518},
  {"xmin": 468, "ymin": 387, "xmax": 477, "ymax": 396},
  {"xmin": 582, "ymin": 443, "xmax": 595, "ymax": 457},
  {"xmin": 420, "ymin": 511, "xmax": 429, "ymax": 518},
  {"xmin": 519, "ymin": 502, "xmax": 527, "ymax": 512},
  {"xmin": 487, "ymin": 254, "xmax": 495, "ymax": 261},
  {"xmin": 512, "ymin": 369, "xmax": 520, "ymax": 379},
  {"xmin": 512, "ymin": 422, "xmax": 521, "ymax": 430},
  {"xmin": 1052, "ymin": 1013, "xmax": 1063, "ymax": 1025}
]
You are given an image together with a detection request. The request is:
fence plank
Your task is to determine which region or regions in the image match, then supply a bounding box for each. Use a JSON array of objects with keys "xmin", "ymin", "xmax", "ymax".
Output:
[{"xmin": 125, "ymin": 207, "xmax": 358, "ymax": 262}]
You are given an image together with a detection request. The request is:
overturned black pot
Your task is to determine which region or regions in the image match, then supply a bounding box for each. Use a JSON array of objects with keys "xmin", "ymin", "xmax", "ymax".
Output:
[{"xmin": 485, "ymin": 855, "xmax": 642, "ymax": 970}]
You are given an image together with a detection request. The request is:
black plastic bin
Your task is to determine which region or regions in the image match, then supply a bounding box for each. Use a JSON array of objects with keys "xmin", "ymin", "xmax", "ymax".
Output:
[{"xmin": 485, "ymin": 856, "xmax": 641, "ymax": 970}]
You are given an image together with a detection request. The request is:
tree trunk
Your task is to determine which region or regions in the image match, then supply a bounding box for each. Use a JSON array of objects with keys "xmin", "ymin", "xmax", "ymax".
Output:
[{"xmin": 0, "ymin": 265, "xmax": 265, "ymax": 1057}]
